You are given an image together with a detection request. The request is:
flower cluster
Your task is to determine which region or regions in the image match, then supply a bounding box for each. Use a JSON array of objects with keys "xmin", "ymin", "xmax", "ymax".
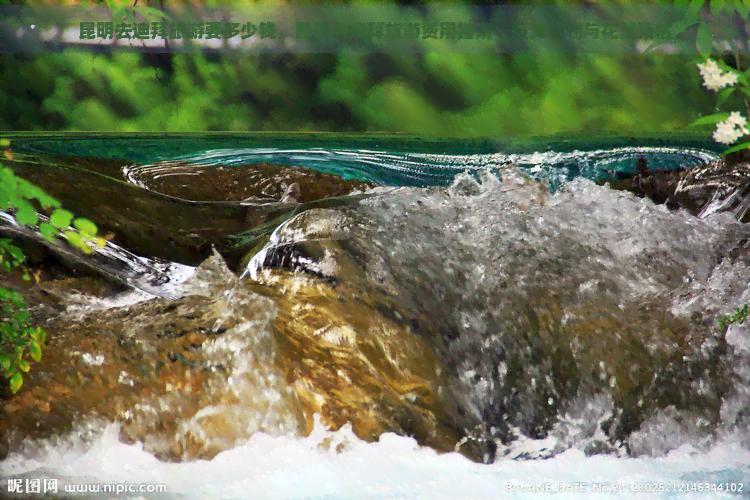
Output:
[
  {"xmin": 713, "ymin": 111, "xmax": 749, "ymax": 145},
  {"xmin": 697, "ymin": 59, "xmax": 738, "ymax": 91},
  {"xmin": 696, "ymin": 58, "xmax": 748, "ymax": 146}
]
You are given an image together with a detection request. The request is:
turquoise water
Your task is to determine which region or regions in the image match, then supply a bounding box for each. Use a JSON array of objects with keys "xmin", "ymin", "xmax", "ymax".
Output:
[{"xmin": 4, "ymin": 133, "xmax": 722, "ymax": 190}]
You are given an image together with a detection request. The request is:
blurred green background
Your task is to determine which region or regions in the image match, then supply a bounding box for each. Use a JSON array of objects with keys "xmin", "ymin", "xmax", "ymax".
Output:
[{"xmin": 0, "ymin": 0, "xmax": 745, "ymax": 138}]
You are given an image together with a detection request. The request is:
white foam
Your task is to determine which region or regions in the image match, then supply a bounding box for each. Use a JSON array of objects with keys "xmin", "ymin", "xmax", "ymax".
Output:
[
  {"xmin": 80, "ymin": 353, "xmax": 105, "ymax": 366},
  {"xmin": 2, "ymin": 418, "xmax": 748, "ymax": 500}
]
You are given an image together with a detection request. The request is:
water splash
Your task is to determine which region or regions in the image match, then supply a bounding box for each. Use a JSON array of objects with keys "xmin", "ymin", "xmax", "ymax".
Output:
[
  {"xmin": 246, "ymin": 167, "xmax": 750, "ymax": 458},
  {"xmin": 170, "ymin": 145, "xmax": 718, "ymax": 189}
]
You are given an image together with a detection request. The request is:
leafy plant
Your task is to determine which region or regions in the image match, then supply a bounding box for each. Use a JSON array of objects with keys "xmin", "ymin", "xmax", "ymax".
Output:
[
  {"xmin": 718, "ymin": 304, "xmax": 750, "ymax": 332},
  {"xmin": 0, "ymin": 2, "xmax": 725, "ymax": 136},
  {"xmin": 0, "ymin": 145, "xmax": 105, "ymax": 393},
  {"xmin": 0, "ymin": 164, "xmax": 106, "ymax": 253},
  {"xmin": 0, "ymin": 287, "xmax": 45, "ymax": 394},
  {"xmin": 655, "ymin": 1, "xmax": 750, "ymax": 154},
  {"xmin": 0, "ymin": 238, "xmax": 29, "ymax": 279}
]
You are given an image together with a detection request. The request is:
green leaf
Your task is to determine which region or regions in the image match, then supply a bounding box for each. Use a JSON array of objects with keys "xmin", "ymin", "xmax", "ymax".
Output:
[
  {"xmin": 690, "ymin": 112, "xmax": 730, "ymax": 126},
  {"xmin": 721, "ymin": 141, "xmax": 750, "ymax": 155},
  {"xmin": 711, "ymin": 0, "xmax": 726, "ymax": 17},
  {"xmin": 9, "ymin": 372, "xmax": 22, "ymax": 393},
  {"xmin": 64, "ymin": 230, "xmax": 92, "ymax": 253},
  {"xmin": 134, "ymin": 5, "xmax": 172, "ymax": 22},
  {"xmin": 16, "ymin": 178, "xmax": 60, "ymax": 209},
  {"xmin": 0, "ymin": 185, "xmax": 11, "ymax": 211},
  {"xmin": 18, "ymin": 359, "xmax": 30, "ymax": 373},
  {"xmin": 669, "ymin": 17, "xmax": 700, "ymax": 38},
  {"xmin": 738, "ymin": 85, "xmax": 750, "ymax": 99},
  {"xmin": 14, "ymin": 309, "xmax": 30, "ymax": 324},
  {"xmin": 0, "ymin": 355, "xmax": 10, "ymax": 372},
  {"xmin": 733, "ymin": 3, "xmax": 750, "ymax": 19},
  {"xmin": 687, "ymin": 0, "xmax": 707, "ymax": 19},
  {"xmin": 642, "ymin": 13, "xmax": 701, "ymax": 54},
  {"xmin": 735, "ymin": 73, "xmax": 750, "ymax": 90},
  {"xmin": 0, "ymin": 138, "xmax": 10, "ymax": 147},
  {"xmin": 0, "ymin": 166, "xmax": 14, "ymax": 180},
  {"xmin": 30, "ymin": 328, "xmax": 42, "ymax": 343},
  {"xmin": 696, "ymin": 22, "xmax": 714, "ymax": 54},
  {"xmin": 0, "ymin": 287, "xmax": 24, "ymax": 306},
  {"xmin": 5, "ymin": 243, "xmax": 24, "ymax": 264},
  {"xmin": 73, "ymin": 218, "xmax": 98, "ymax": 236},
  {"xmin": 715, "ymin": 58, "xmax": 741, "ymax": 77},
  {"xmin": 39, "ymin": 222, "xmax": 57, "ymax": 243},
  {"xmin": 717, "ymin": 85, "xmax": 737, "ymax": 106},
  {"xmin": 15, "ymin": 200, "xmax": 38, "ymax": 226},
  {"xmin": 112, "ymin": 7, "xmax": 137, "ymax": 25},
  {"xmin": 50, "ymin": 209, "xmax": 74, "ymax": 230},
  {"xmin": 29, "ymin": 342, "xmax": 42, "ymax": 362}
]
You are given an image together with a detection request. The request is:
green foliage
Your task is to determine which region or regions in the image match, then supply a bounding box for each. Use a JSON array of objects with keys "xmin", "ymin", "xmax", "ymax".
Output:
[
  {"xmin": 0, "ymin": 239, "xmax": 26, "ymax": 275},
  {"xmin": 720, "ymin": 139, "xmax": 750, "ymax": 155},
  {"xmin": 0, "ymin": 160, "xmax": 104, "ymax": 393},
  {"xmin": 0, "ymin": 287, "xmax": 45, "ymax": 394},
  {"xmin": 718, "ymin": 304, "xmax": 750, "ymax": 332},
  {"xmin": 0, "ymin": 165, "xmax": 106, "ymax": 252},
  {"xmin": 0, "ymin": 3, "xmax": 727, "ymax": 137},
  {"xmin": 655, "ymin": 1, "xmax": 750, "ymax": 154},
  {"xmin": 690, "ymin": 112, "xmax": 731, "ymax": 127}
]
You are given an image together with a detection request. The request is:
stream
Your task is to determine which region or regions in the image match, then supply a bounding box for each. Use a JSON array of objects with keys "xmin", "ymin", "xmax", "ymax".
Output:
[{"xmin": 0, "ymin": 134, "xmax": 749, "ymax": 499}]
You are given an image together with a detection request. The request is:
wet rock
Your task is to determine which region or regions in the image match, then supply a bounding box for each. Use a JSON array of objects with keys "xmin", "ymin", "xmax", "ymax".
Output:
[
  {"xmin": 584, "ymin": 440, "xmax": 616, "ymax": 457},
  {"xmin": 608, "ymin": 155, "xmax": 750, "ymax": 222},
  {"xmin": 242, "ymin": 173, "xmax": 745, "ymax": 460},
  {"xmin": 0, "ymin": 255, "xmax": 305, "ymax": 463},
  {"xmin": 0, "ymin": 250, "xmax": 492, "ymax": 465},
  {"xmin": 252, "ymin": 269, "xmax": 494, "ymax": 463},
  {"xmin": 280, "ymin": 182, "xmax": 302, "ymax": 204},
  {"xmin": 119, "ymin": 161, "xmax": 374, "ymax": 204},
  {"xmin": 5, "ymin": 154, "xmax": 376, "ymax": 271}
]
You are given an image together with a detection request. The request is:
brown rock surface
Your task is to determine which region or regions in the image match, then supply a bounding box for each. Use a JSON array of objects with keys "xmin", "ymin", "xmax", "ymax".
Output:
[{"xmin": 0, "ymin": 252, "xmax": 492, "ymax": 466}]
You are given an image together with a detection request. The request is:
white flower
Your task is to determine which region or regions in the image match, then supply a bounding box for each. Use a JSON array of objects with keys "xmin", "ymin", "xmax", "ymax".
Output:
[
  {"xmin": 713, "ymin": 112, "xmax": 749, "ymax": 145},
  {"xmin": 727, "ymin": 111, "xmax": 747, "ymax": 128},
  {"xmin": 719, "ymin": 72, "xmax": 739, "ymax": 88},
  {"xmin": 713, "ymin": 122, "xmax": 738, "ymax": 144},
  {"xmin": 697, "ymin": 59, "xmax": 738, "ymax": 91},
  {"xmin": 698, "ymin": 58, "xmax": 721, "ymax": 78}
]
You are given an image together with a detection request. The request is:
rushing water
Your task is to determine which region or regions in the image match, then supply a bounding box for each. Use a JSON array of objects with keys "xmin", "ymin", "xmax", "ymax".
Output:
[
  {"xmin": 8, "ymin": 133, "xmax": 721, "ymax": 188},
  {"xmin": 1, "ymin": 134, "xmax": 749, "ymax": 499}
]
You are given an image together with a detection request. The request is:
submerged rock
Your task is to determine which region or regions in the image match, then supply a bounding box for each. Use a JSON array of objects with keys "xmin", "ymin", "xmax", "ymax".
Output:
[
  {"xmin": 4, "ymin": 154, "xmax": 376, "ymax": 270},
  {"xmin": 121, "ymin": 160, "xmax": 374, "ymax": 204}
]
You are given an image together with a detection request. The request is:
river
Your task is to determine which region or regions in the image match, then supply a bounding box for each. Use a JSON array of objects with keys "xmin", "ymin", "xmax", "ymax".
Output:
[{"xmin": 0, "ymin": 133, "xmax": 748, "ymax": 499}]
